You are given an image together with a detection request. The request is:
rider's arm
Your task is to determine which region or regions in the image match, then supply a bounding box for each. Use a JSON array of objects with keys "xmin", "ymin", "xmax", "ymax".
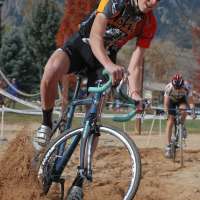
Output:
[
  {"xmin": 89, "ymin": 13, "xmax": 112, "ymax": 68},
  {"xmin": 164, "ymin": 95, "xmax": 170, "ymax": 113},
  {"xmin": 127, "ymin": 46, "xmax": 145, "ymax": 96},
  {"xmin": 127, "ymin": 12, "xmax": 157, "ymax": 99},
  {"xmin": 188, "ymin": 96, "xmax": 195, "ymax": 109},
  {"xmin": 185, "ymin": 81, "xmax": 195, "ymax": 110},
  {"xmin": 188, "ymin": 95, "xmax": 196, "ymax": 119},
  {"xmin": 188, "ymin": 86, "xmax": 195, "ymax": 109},
  {"xmin": 89, "ymin": 0, "xmax": 125, "ymax": 83},
  {"xmin": 89, "ymin": 0, "xmax": 120, "ymax": 67},
  {"xmin": 89, "ymin": 13, "xmax": 124, "ymax": 83}
]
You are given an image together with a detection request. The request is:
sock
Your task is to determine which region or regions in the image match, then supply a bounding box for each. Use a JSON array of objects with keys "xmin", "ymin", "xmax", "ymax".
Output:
[{"xmin": 42, "ymin": 108, "xmax": 53, "ymax": 129}]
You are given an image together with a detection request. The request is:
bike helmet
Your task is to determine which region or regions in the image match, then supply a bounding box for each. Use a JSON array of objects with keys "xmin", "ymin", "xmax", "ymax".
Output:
[{"xmin": 171, "ymin": 74, "xmax": 184, "ymax": 89}]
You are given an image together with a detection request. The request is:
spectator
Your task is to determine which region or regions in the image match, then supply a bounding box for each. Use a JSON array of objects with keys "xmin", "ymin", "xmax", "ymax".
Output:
[
  {"xmin": 0, "ymin": 79, "xmax": 6, "ymax": 106},
  {"xmin": 6, "ymin": 78, "xmax": 18, "ymax": 108}
]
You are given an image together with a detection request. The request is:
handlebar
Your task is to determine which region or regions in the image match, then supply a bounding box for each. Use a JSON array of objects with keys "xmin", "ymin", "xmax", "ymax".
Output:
[
  {"xmin": 88, "ymin": 69, "xmax": 137, "ymax": 122},
  {"xmin": 112, "ymin": 99, "xmax": 151, "ymax": 122},
  {"xmin": 88, "ymin": 69, "xmax": 150, "ymax": 122},
  {"xmin": 112, "ymin": 104, "xmax": 136, "ymax": 122},
  {"xmin": 88, "ymin": 70, "xmax": 112, "ymax": 93},
  {"xmin": 151, "ymin": 106, "xmax": 199, "ymax": 118}
]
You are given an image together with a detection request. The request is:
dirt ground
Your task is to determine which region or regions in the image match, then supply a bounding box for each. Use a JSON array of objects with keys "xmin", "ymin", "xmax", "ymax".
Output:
[{"xmin": 0, "ymin": 122, "xmax": 200, "ymax": 200}]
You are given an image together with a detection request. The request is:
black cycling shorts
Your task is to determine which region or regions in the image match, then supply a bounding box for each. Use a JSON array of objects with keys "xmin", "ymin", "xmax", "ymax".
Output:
[
  {"xmin": 61, "ymin": 32, "xmax": 116, "ymax": 87},
  {"xmin": 168, "ymin": 98, "xmax": 189, "ymax": 116}
]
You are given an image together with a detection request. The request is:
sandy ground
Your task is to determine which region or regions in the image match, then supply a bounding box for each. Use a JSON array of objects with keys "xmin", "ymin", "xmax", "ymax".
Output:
[{"xmin": 0, "ymin": 122, "xmax": 200, "ymax": 200}]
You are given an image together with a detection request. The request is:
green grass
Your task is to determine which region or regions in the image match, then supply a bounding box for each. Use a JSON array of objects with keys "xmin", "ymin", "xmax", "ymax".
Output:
[
  {"xmin": 3, "ymin": 113, "xmax": 41, "ymax": 124},
  {"xmin": 3, "ymin": 112, "xmax": 200, "ymax": 134}
]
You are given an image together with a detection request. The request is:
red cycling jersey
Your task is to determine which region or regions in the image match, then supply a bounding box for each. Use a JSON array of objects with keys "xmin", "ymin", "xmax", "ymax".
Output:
[
  {"xmin": 97, "ymin": 0, "xmax": 157, "ymax": 49},
  {"xmin": 79, "ymin": 0, "xmax": 157, "ymax": 52}
]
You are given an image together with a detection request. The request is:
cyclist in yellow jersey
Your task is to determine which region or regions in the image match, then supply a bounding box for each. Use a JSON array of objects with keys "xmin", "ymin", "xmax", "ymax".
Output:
[{"xmin": 33, "ymin": 0, "xmax": 159, "ymax": 152}]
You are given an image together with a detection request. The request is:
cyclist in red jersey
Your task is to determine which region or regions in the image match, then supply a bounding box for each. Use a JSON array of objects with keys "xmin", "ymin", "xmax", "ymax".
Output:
[{"xmin": 33, "ymin": 0, "xmax": 159, "ymax": 151}]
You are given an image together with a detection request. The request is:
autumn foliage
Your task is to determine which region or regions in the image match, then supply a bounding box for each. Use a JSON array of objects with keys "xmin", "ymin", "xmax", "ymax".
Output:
[
  {"xmin": 192, "ymin": 26, "xmax": 200, "ymax": 93},
  {"xmin": 56, "ymin": 0, "xmax": 97, "ymax": 47},
  {"xmin": 192, "ymin": 27, "xmax": 200, "ymax": 64},
  {"xmin": 56, "ymin": 0, "xmax": 97, "ymax": 89}
]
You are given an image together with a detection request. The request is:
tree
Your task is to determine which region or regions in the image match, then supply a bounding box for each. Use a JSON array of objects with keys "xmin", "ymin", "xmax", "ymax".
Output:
[
  {"xmin": 145, "ymin": 41, "xmax": 176, "ymax": 82},
  {"xmin": 23, "ymin": 0, "xmax": 61, "ymax": 79},
  {"xmin": 56, "ymin": 0, "xmax": 97, "ymax": 47},
  {"xmin": 0, "ymin": 0, "xmax": 62, "ymax": 93},
  {"xmin": 0, "ymin": 27, "xmax": 23, "ymax": 76},
  {"xmin": 14, "ymin": 47, "xmax": 39, "ymax": 92},
  {"xmin": 192, "ymin": 26, "xmax": 200, "ymax": 93},
  {"xmin": 56, "ymin": 0, "xmax": 97, "ymax": 91},
  {"xmin": 0, "ymin": 27, "xmax": 40, "ymax": 92}
]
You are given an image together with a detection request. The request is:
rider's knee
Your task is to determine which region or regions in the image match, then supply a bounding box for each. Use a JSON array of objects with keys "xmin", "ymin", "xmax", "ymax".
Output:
[{"xmin": 47, "ymin": 49, "xmax": 70, "ymax": 72}]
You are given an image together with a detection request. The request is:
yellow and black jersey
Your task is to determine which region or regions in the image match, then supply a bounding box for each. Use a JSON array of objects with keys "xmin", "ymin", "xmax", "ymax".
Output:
[{"xmin": 79, "ymin": 0, "xmax": 157, "ymax": 51}]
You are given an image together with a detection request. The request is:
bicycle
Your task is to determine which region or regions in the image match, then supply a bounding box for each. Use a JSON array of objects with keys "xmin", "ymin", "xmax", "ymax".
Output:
[
  {"xmin": 170, "ymin": 107, "xmax": 195, "ymax": 167},
  {"xmin": 37, "ymin": 70, "xmax": 142, "ymax": 200}
]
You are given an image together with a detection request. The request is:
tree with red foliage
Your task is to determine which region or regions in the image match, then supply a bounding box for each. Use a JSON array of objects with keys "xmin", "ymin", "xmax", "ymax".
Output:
[
  {"xmin": 192, "ymin": 26, "xmax": 200, "ymax": 93},
  {"xmin": 56, "ymin": 0, "xmax": 97, "ymax": 47},
  {"xmin": 55, "ymin": 0, "xmax": 98, "ymax": 104}
]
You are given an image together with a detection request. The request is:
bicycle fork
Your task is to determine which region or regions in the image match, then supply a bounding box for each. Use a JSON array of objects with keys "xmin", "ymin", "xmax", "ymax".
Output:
[
  {"xmin": 172, "ymin": 122, "xmax": 184, "ymax": 167},
  {"xmin": 70, "ymin": 124, "xmax": 96, "ymax": 189},
  {"xmin": 72, "ymin": 93, "xmax": 103, "ymax": 187}
]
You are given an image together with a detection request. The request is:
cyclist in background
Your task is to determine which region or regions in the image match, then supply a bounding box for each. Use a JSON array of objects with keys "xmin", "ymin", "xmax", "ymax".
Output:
[
  {"xmin": 33, "ymin": 0, "xmax": 159, "ymax": 151},
  {"xmin": 164, "ymin": 74, "xmax": 196, "ymax": 158}
]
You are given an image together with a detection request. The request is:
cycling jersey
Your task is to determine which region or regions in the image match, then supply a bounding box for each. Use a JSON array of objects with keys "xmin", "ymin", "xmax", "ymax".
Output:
[
  {"xmin": 79, "ymin": 0, "xmax": 157, "ymax": 52},
  {"xmin": 62, "ymin": 0, "xmax": 157, "ymax": 87},
  {"xmin": 164, "ymin": 82, "xmax": 192, "ymax": 102}
]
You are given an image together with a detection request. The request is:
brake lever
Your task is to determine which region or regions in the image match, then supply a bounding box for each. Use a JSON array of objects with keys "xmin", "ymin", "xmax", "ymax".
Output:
[{"xmin": 116, "ymin": 69, "xmax": 129, "ymax": 92}]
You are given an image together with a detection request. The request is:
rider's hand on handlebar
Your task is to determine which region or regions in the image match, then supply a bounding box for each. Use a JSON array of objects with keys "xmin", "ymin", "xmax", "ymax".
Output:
[{"xmin": 105, "ymin": 64, "xmax": 125, "ymax": 85}]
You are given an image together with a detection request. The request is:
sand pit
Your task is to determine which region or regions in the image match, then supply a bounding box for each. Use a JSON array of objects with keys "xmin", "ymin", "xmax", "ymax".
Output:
[{"xmin": 0, "ymin": 123, "xmax": 200, "ymax": 200}]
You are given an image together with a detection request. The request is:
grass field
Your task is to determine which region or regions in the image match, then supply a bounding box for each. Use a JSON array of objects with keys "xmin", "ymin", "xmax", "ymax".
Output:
[{"xmin": 3, "ymin": 111, "xmax": 200, "ymax": 134}]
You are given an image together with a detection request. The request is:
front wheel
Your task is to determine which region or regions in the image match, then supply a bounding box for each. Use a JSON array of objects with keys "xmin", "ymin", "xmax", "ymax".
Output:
[
  {"xmin": 39, "ymin": 125, "xmax": 141, "ymax": 200},
  {"xmin": 178, "ymin": 124, "xmax": 184, "ymax": 167},
  {"xmin": 171, "ymin": 125, "xmax": 177, "ymax": 162},
  {"xmin": 82, "ymin": 125, "xmax": 141, "ymax": 200}
]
